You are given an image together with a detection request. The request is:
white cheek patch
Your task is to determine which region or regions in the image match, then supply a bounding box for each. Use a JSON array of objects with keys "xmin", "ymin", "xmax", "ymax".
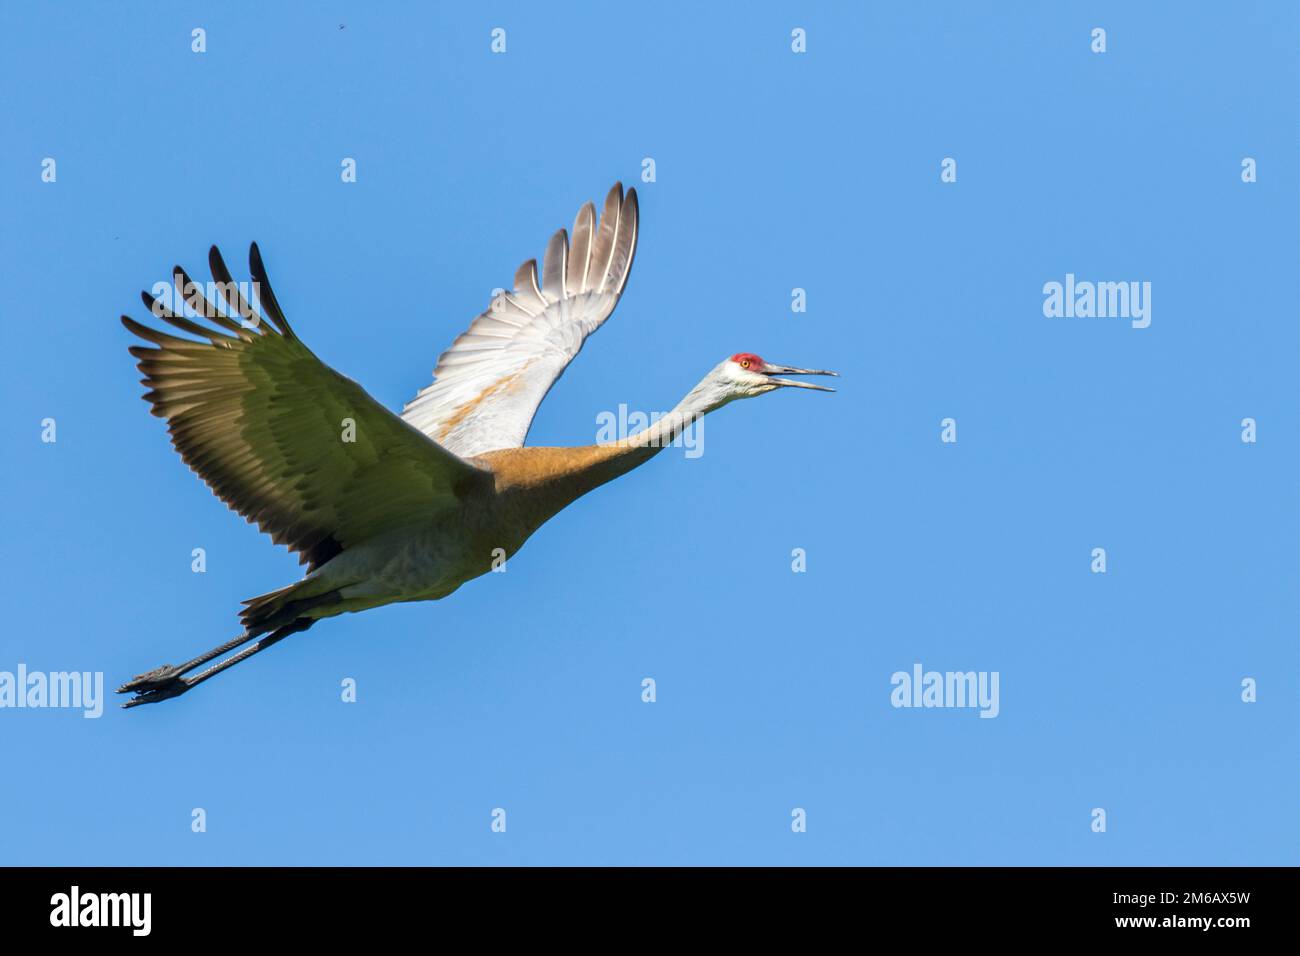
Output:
[{"xmin": 725, "ymin": 362, "xmax": 766, "ymax": 386}]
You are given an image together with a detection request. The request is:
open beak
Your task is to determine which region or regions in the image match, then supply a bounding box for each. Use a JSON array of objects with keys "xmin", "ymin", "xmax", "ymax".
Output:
[{"xmin": 761, "ymin": 363, "xmax": 839, "ymax": 392}]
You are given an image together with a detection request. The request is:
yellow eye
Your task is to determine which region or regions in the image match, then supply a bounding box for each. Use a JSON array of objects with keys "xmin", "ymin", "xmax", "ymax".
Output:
[{"xmin": 740, "ymin": 360, "xmax": 750, "ymax": 369}]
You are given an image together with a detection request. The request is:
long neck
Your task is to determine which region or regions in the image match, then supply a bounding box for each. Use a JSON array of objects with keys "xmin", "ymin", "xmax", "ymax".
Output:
[
  {"xmin": 621, "ymin": 377, "xmax": 719, "ymax": 453},
  {"xmin": 481, "ymin": 377, "xmax": 726, "ymax": 514}
]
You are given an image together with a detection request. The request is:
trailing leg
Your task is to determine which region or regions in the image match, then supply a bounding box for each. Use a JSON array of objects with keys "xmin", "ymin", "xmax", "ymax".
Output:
[{"xmin": 119, "ymin": 619, "xmax": 313, "ymax": 709}]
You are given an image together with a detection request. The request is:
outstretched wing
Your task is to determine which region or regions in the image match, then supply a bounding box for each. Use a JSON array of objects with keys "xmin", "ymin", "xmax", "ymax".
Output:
[
  {"xmin": 401, "ymin": 182, "xmax": 639, "ymax": 459},
  {"xmin": 123, "ymin": 244, "xmax": 491, "ymax": 570}
]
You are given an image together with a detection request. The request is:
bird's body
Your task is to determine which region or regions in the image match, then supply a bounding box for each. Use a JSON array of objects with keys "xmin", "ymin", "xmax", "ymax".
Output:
[
  {"xmin": 250, "ymin": 440, "xmax": 651, "ymax": 632},
  {"xmin": 118, "ymin": 183, "xmax": 835, "ymax": 706}
]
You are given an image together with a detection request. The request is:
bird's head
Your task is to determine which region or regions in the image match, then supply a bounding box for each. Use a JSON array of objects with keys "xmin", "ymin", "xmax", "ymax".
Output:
[{"xmin": 714, "ymin": 352, "xmax": 839, "ymax": 399}]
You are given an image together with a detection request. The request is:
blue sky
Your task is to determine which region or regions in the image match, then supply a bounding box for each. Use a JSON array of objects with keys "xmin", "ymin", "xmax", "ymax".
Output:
[{"xmin": 1, "ymin": 1, "xmax": 1296, "ymax": 865}]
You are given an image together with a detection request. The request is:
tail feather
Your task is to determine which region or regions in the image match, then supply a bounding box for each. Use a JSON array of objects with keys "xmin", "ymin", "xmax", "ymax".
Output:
[{"xmin": 240, "ymin": 582, "xmax": 342, "ymax": 636}]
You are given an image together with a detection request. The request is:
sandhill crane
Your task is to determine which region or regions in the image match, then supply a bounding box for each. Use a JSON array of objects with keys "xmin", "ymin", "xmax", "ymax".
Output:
[{"xmin": 118, "ymin": 183, "xmax": 836, "ymax": 707}]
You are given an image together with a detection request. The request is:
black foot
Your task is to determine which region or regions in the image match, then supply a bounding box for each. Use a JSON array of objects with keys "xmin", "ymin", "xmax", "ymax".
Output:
[
  {"xmin": 117, "ymin": 664, "xmax": 184, "ymax": 694},
  {"xmin": 121, "ymin": 677, "xmax": 192, "ymax": 709}
]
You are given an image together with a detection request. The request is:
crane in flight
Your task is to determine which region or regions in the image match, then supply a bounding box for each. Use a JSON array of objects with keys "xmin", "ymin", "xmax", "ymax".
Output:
[{"xmin": 118, "ymin": 183, "xmax": 837, "ymax": 708}]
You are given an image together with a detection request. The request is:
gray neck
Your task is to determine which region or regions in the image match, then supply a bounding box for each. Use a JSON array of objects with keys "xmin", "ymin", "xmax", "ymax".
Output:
[
  {"xmin": 623, "ymin": 377, "xmax": 725, "ymax": 451},
  {"xmin": 557, "ymin": 376, "xmax": 727, "ymax": 499}
]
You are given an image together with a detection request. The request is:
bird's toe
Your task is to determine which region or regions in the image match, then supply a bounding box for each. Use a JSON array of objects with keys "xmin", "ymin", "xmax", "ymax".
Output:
[
  {"xmin": 121, "ymin": 678, "xmax": 192, "ymax": 709},
  {"xmin": 117, "ymin": 664, "xmax": 183, "ymax": 694}
]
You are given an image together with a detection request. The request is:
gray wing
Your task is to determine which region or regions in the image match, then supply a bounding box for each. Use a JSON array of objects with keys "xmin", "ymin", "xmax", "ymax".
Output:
[{"xmin": 123, "ymin": 244, "xmax": 491, "ymax": 570}]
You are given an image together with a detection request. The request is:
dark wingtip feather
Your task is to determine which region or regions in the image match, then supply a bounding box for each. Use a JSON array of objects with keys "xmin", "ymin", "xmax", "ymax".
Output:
[
  {"xmin": 207, "ymin": 244, "xmax": 264, "ymax": 335},
  {"xmin": 248, "ymin": 242, "xmax": 294, "ymax": 338},
  {"xmin": 174, "ymin": 264, "xmax": 231, "ymax": 324}
]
